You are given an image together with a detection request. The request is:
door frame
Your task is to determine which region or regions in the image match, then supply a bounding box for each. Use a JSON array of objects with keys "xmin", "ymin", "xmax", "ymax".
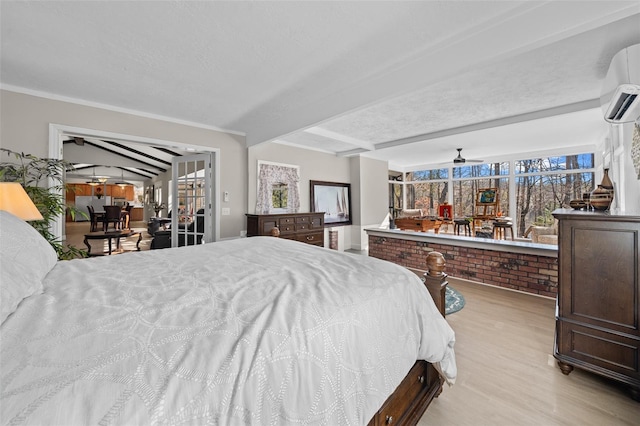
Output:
[
  {"xmin": 48, "ymin": 123, "xmax": 221, "ymax": 243},
  {"xmin": 171, "ymin": 153, "xmax": 215, "ymax": 247}
]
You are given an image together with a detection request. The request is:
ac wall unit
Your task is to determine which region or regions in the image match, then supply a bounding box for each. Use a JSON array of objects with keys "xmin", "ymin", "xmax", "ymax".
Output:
[
  {"xmin": 604, "ymin": 84, "xmax": 640, "ymax": 123},
  {"xmin": 601, "ymin": 44, "xmax": 640, "ymax": 124}
]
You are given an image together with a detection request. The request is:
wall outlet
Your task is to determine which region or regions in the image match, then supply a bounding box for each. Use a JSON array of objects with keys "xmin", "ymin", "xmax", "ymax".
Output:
[
  {"xmin": 223, "ymin": 191, "xmax": 229, "ymax": 202},
  {"xmin": 240, "ymin": 230, "xmax": 247, "ymax": 237},
  {"xmin": 222, "ymin": 208, "xmax": 230, "ymax": 215}
]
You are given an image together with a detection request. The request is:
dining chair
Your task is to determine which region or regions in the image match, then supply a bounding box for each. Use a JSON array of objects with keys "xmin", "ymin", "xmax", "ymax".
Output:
[
  {"xmin": 120, "ymin": 204, "xmax": 133, "ymax": 229},
  {"xmin": 87, "ymin": 205, "xmax": 105, "ymax": 232},
  {"xmin": 103, "ymin": 205, "xmax": 122, "ymax": 231}
]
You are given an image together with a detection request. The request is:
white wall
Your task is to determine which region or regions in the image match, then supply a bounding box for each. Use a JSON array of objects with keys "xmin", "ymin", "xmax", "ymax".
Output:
[
  {"xmin": 0, "ymin": 90, "xmax": 247, "ymax": 239},
  {"xmin": 248, "ymin": 142, "xmax": 357, "ymax": 249},
  {"xmin": 350, "ymin": 156, "xmax": 389, "ymax": 251},
  {"xmin": 607, "ymin": 121, "xmax": 640, "ymax": 213}
]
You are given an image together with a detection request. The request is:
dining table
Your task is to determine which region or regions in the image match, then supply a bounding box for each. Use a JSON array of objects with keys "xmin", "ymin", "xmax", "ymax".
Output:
[{"xmin": 92, "ymin": 207, "xmax": 130, "ymax": 230}]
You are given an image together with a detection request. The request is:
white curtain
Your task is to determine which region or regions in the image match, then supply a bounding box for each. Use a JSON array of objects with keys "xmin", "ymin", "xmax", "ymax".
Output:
[{"xmin": 256, "ymin": 163, "xmax": 300, "ymax": 214}]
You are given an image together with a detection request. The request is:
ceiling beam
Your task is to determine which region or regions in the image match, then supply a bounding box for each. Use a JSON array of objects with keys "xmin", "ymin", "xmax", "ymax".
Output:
[
  {"xmin": 153, "ymin": 146, "xmax": 183, "ymax": 157},
  {"xmin": 244, "ymin": 2, "xmax": 638, "ymax": 148},
  {"xmin": 102, "ymin": 140, "xmax": 172, "ymax": 166},
  {"xmin": 82, "ymin": 140, "xmax": 168, "ymax": 172},
  {"xmin": 304, "ymin": 127, "xmax": 375, "ymax": 151},
  {"xmin": 336, "ymin": 99, "xmax": 602, "ymax": 157},
  {"xmin": 374, "ymin": 99, "xmax": 602, "ymax": 151}
]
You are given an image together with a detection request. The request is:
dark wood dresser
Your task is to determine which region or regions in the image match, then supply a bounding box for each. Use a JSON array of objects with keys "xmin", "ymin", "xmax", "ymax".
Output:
[
  {"xmin": 552, "ymin": 209, "xmax": 640, "ymax": 400},
  {"xmin": 246, "ymin": 213, "xmax": 325, "ymax": 247}
]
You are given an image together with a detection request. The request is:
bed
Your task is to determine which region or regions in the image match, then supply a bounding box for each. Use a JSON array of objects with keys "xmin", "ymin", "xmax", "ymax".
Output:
[{"xmin": 0, "ymin": 211, "xmax": 456, "ymax": 425}]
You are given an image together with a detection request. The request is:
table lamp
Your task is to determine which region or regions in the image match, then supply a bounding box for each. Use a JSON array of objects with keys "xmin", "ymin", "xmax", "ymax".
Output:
[{"xmin": 0, "ymin": 182, "xmax": 44, "ymax": 221}]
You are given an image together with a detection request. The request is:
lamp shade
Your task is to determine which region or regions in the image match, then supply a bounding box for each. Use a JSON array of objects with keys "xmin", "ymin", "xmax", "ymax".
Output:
[{"xmin": 0, "ymin": 182, "xmax": 44, "ymax": 221}]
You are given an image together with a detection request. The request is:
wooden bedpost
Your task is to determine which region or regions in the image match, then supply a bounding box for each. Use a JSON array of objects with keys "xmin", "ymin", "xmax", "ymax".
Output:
[
  {"xmin": 424, "ymin": 251, "xmax": 447, "ymax": 317},
  {"xmin": 407, "ymin": 251, "xmax": 448, "ymax": 317},
  {"xmin": 424, "ymin": 251, "xmax": 448, "ymax": 316}
]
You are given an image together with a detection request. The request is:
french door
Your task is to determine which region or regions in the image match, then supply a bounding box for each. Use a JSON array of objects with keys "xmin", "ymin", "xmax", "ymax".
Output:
[{"xmin": 171, "ymin": 153, "xmax": 214, "ymax": 247}]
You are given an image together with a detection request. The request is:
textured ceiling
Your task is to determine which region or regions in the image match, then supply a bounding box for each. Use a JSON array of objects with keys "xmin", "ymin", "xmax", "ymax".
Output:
[{"xmin": 2, "ymin": 1, "xmax": 640, "ymax": 171}]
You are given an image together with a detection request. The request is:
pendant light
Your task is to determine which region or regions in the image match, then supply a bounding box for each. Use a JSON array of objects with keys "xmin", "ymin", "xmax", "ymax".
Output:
[
  {"xmin": 86, "ymin": 168, "xmax": 100, "ymax": 186},
  {"xmin": 115, "ymin": 169, "xmax": 131, "ymax": 188},
  {"xmin": 86, "ymin": 167, "xmax": 108, "ymax": 186}
]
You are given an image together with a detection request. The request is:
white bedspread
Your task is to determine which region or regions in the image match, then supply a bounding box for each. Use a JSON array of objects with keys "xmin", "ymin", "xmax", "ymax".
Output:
[{"xmin": 1, "ymin": 237, "xmax": 455, "ymax": 425}]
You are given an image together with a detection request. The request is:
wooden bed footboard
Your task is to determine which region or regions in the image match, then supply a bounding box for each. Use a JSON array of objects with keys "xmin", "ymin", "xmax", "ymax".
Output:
[
  {"xmin": 368, "ymin": 360, "xmax": 444, "ymax": 426},
  {"xmin": 368, "ymin": 252, "xmax": 449, "ymax": 425}
]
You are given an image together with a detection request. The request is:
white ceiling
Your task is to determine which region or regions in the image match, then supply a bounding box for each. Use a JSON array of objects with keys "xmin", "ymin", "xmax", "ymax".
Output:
[{"xmin": 2, "ymin": 1, "xmax": 639, "ymax": 171}]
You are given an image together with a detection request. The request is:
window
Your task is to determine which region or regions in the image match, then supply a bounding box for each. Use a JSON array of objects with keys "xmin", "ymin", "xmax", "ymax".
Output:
[
  {"xmin": 393, "ymin": 152, "xmax": 594, "ymax": 240},
  {"xmin": 389, "ymin": 171, "xmax": 403, "ymax": 218},
  {"xmin": 407, "ymin": 181, "xmax": 448, "ymax": 215},
  {"xmin": 406, "ymin": 168, "xmax": 448, "ymax": 181},
  {"xmin": 452, "ymin": 177, "xmax": 509, "ymax": 219},
  {"xmin": 271, "ymin": 182, "xmax": 288, "ymax": 209},
  {"xmin": 515, "ymin": 154, "xmax": 594, "ymax": 236},
  {"xmin": 453, "ymin": 163, "xmax": 509, "ymax": 178},
  {"xmin": 404, "ymin": 168, "xmax": 449, "ymax": 216}
]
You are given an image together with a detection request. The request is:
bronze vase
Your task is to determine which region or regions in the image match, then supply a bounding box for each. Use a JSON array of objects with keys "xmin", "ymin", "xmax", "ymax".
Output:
[
  {"xmin": 590, "ymin": 169, "xmax": 614, "ymax": 211},
  {"xmin": 600, "ymin": 168, "xmax": 613, "ymax": 190}
]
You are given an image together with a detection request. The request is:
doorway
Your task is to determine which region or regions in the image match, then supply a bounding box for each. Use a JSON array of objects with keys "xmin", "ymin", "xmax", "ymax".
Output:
[
  {"xmin": 48, "ymin": 124, "xmax": 220, "ymax": 245},
  {"xmin": 170, "ymin": 153, "xmax": 214, "ymax": 247}
]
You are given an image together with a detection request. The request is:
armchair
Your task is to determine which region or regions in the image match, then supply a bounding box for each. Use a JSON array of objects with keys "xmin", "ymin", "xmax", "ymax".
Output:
[
  {"xmin": 178, "ymin": 208, "xmax": 205, "ymax": 246},
  {"xmin": 524, "ymin": 223, "xmax": 558, "ymax": 245},
  {"xmin": 150, "ymin": 209, "xmax": 205, "ymax": 249}
]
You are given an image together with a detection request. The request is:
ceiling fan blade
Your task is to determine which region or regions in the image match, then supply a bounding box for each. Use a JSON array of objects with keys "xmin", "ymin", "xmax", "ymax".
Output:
[{"xmin": 452, "ymin": 148, "xmax": 483, "ymax": 164}]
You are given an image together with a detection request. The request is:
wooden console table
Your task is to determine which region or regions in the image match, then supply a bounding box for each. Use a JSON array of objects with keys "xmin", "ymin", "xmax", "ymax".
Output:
[{"xmin": 84, "ymin": 229, "xmax": 142, "ymax": 256}]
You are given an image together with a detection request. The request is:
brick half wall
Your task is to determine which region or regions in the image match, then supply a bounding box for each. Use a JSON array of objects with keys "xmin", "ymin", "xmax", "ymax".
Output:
[{"xmin": 368, "ymin": 234, "xmax": 558, "ymax": 297}]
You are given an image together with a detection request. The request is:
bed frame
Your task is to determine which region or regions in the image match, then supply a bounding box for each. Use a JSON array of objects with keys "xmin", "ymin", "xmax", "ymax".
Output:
[{"xmin": 367, "ymin": 262, "xmax": 448, "ymax": 425}]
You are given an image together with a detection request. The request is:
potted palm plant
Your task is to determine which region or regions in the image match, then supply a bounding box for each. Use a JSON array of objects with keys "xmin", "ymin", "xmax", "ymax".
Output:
[{"xmin": 0, "ymin": 148, "xmax": 87, "ymax": 259}]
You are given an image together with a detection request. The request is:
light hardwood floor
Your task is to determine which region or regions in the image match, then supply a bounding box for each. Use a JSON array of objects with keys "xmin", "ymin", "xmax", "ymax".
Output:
[{"xmin": 420, "ymin": 278, "xmax": 640, "ymax": 425}]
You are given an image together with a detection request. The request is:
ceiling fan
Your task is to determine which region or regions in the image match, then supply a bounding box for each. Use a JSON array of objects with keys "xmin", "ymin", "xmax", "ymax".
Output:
[{"xmin": 452, "ymin": 148, "xmax": 483, "ymax": 164}]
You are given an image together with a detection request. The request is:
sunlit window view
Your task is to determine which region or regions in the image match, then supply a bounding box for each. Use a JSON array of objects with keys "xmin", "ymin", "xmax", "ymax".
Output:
[
  {"xmin": 271, "ymin": 182, "xmax": 288, "ymax": 209},
  {"xmin": 390, "ymin": 153, "xmax": 594, "ymax": 237}
]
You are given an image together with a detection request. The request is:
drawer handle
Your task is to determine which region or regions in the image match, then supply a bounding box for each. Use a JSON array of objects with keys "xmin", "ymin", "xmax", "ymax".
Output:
[
  {"xmin": 418, "ymin": 375, "xmax": 425, "ymax": 384},
  {"xmin": 306, "ymin": 235, "xmax": 315, "ymax": 241},
  {"xmin": 385, "ymin": 415, "xmax": 393, "ymax": 424}
]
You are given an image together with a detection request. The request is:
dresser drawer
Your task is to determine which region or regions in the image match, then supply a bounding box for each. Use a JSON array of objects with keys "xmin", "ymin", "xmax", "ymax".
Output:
[
  {"xmin": 295, "ymin": 215, "xmax": 310, "ymax": 224},
  {"xmin": 294, "ymin": 231, "xmax": 324, "ymax": 246},
  {"xmin": 309, "ymin": 216, "xmax": 323, "ymax": 229},
  {"xmin": 278, "ymin": 217, "xmax": 296, "ymax": 234},
  {"xmin": 371, "ymin": 360, "xmax": 437, "ymax": 425},
  {"xmin": 557, "ymin": 321, "xmax": 640, "ymax": 380}
]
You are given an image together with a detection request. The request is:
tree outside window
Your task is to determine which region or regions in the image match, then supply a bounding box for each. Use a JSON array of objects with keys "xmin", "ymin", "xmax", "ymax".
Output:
[
  {"xmin": 271, "ymin": 182, "xmax": 288, "ymax": 209},
  {"xmin": 515, "ymin": 154, "xmax": 594, "ymax": 236},
  {"xmin": 392, "ymin": 153, "xmax": 594, "ymax": 239}
]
